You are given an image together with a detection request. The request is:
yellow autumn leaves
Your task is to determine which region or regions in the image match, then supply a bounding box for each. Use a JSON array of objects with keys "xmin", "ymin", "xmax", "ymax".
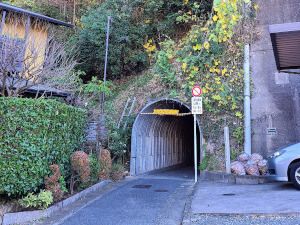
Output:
[
  {"xmin": 192, "ymin": 41, "xmax": 210, "ymax": 52},
  {"xmin": 143, "ymin": 39, "xmax": 156, "ymax": 53},
  {"xmin": 211, "ymin": 0, "xmax": 242, "ymax": 43}
]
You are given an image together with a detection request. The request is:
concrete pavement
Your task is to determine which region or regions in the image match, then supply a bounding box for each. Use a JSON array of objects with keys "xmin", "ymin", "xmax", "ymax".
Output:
[
  {"xmin": 38, "ymin": 167, "xmax": 194, "ymax": 225},
  {"xmin": 190, "ymin": 181, "xmax": 300, "ymax": 214},
  {"xmin": 183, "ymin": 181, "xmax": 300, "ymax": 225}
]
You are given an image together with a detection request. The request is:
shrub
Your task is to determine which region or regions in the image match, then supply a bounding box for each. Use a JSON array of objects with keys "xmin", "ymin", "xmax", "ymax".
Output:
[
  {"xmin": 74, "ymin": 0, "xmax": 211, "ymax": 80},
  {"xmin": 99, "ymin": 149, "xmax": 112, "ymax": 180},
  {"xmin": 0, "ymin": 98, "xmax": 87, "ymax": 196},
  {"xmin": 89, "ymin": 153, "xmax": 100, "ymax": 184},
  {"xmin": 110, "ymin": 163, "xmax": 125, "ymax": 182},
  {"xmin": 19, "ymin": 190, "xmax": 53, "ymax": 210},
  {"xmin": 70, "ymin": 151, "xmax": 90, "ymax": 194},
  {"xmin": 44, "ymin": 165, "xmax": 64, "ymax": 201}
]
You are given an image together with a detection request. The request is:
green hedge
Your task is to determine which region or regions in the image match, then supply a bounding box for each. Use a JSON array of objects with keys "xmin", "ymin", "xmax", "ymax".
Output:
[{"xmin": 0, "ymin": 98, "xmax": 87, "ymax": 196}]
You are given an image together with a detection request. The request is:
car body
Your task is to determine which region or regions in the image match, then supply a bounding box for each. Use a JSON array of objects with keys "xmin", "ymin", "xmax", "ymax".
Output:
[{"xmin": 268, "ymin": 143, "xmax": 300, "ymax": 189}]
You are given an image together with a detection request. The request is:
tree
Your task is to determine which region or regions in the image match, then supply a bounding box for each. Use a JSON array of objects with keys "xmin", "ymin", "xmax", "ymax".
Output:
[
  {"xmin": 74, "ymin": 0, "xmax": 148, "ymax": 80},
  {"xmin": 0, "ymin": 20, "xmax": 78, "ymax": 97}
]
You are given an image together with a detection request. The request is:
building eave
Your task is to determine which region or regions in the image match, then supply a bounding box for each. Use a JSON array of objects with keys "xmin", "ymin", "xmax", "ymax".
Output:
[
  {"xmin": 269, "ymin": 22, "xmax": 300, "ymax": 71},
  {"xmin": 0, "ymin": 3, "xmax": 73, "ymax": 28}
]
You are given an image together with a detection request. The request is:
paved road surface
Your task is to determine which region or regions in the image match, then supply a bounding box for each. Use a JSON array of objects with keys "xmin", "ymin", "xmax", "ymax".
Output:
[
  {"xmin": 39, "ymin": 167, "xmax": 194, "ymax": 225},
  {"xmin": 186, "ymin": 214, "xmax": 300, "ymax": 225},
  {"xmin": 183, "ymin": 181, "xmax": 300, "ymax": 225}
]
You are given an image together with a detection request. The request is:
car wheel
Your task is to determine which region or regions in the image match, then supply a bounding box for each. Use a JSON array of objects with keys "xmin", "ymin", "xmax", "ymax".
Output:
[{"xmin": 289, "ymin": 162, "xmax": 300, "ymax": 190}]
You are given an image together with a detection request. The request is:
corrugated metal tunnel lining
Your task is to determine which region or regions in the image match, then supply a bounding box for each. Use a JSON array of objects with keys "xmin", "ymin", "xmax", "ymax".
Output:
[{"xmin": 130, "ymin": 99, "xmax": 199, "ymax": 176}]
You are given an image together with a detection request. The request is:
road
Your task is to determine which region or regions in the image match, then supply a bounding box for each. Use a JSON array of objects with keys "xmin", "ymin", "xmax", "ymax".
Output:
[{"xmin": 39, "ymin": 167, "xmax": 194, "ymax": 225}]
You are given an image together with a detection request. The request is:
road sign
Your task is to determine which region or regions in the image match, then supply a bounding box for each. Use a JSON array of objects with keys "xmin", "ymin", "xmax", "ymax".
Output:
[
  {"xmin": 192, "ymin": 97, "xmax": 203, "ymax": 115},
  {"xmin": 192, "ymin": 86, "xmax": 202, "ymax": 97}
]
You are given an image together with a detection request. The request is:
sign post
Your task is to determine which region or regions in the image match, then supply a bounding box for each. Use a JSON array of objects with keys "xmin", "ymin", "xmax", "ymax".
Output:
[{"xmin": 191, "ymin": 86, "xmax": 203, "ymax": 183}]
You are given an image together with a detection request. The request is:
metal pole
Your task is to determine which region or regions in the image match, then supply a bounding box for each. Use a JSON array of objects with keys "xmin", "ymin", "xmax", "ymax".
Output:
[
  {"xmin": 101, "ymin": 16, "xmax": 111, "ymax": 113},
  {"xmin": 194, "ymin": 114, "xmax": 198, "ymax": 183},
  {"xmin": 224, "ymin": 126, "xmax": 231, "ymax": 174},
  {"xmin": 199, "ymin": 127, "xmax": 204, "ymax": 164},
  {"xmin": 244, "ymin": 44, "xmax": 251, "ymax": 155},
  {"xmin": 103, "ymin": 16, "xmax": 111, "ymax": 84},
  {"xmin": 0, "ymin": 10, "xmax": 7, "ymax": 34}
]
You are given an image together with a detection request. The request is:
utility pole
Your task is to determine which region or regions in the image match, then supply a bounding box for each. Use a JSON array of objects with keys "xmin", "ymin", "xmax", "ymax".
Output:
[
  {"xmin": 73, "ymin": 0, "xmax": 76, "ymax": 25},
  {"xmin": 244, "ymin": 44, "xmax": 251, "ymax": 155},
  {"xmin": 103, "ymin": 16, "xmax": 112, "ymax": 84},
  {"xmin": 101, "ymin": 16, "xmax": 112, "ymax": 113}
]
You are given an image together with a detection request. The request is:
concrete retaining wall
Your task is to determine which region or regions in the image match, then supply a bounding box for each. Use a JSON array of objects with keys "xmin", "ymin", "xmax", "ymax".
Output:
[
  {"xmin": 251, "ymin": 0, "xmax": 300, "ymax": 157},
  {"xmin": 200, "ymin": 171, "xmax": 271, "ymax": 185}
]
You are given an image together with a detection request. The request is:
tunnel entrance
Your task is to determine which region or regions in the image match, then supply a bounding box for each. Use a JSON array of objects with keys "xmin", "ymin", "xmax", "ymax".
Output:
[{"xmin": 130, "ymin": 99, "xmax": 200, "ymax": 176}]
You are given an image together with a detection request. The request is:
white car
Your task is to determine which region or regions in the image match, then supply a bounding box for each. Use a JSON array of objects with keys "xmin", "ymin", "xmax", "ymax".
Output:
[{"xmin": 268, "ymin": 143, "xmax": 300, "ymax": 189}]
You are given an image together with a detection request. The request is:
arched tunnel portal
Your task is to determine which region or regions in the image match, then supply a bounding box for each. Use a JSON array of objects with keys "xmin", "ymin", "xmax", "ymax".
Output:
[{"xmin": 130, "ymin": 99, "xmax": 200, "ymax": 176}]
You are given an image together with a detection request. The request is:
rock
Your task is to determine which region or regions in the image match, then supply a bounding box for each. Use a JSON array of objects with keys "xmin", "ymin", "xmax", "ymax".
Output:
[
  {"xmin": 237, "ymin": 153, "xmax": 250, "ymax": 162},
  {"xmin": 245, "ymin": 160, "xmax": 260, "ymax": 176},
  {"xmin": 258, "ymin": 159, "xmax": 268, "ymax": 175},
  {"xmin": 250, "ymin": 153, "xmax": 263, "ymax": 164},
  {"xmin": 231, "ymin": 161, "xmax": 246, "ymax": 175}
]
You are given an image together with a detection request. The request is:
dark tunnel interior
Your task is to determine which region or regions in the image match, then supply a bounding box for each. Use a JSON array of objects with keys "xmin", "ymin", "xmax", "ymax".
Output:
[{"xmin": 130, "ymin": 99, "xmax": 200, "ymax": 175}]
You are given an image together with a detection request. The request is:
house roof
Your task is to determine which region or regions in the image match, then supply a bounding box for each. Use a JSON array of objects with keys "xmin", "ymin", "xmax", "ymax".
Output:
[
  {"xmin": 0, "ymin": 3, "xmax": 73, "ymax": 28},
  {"xmin": 269, "ymin": 22, "xmax": 300, "ymax": 71},
  {"xmin": 1, "ymin": 77, "xmax": 70, "ymax": 98}
]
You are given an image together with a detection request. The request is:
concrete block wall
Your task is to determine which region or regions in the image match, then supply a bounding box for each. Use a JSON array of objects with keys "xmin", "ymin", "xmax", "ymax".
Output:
[{"xmin": 251, "ymin": 0, "xmax": 300, "ymax": 156}]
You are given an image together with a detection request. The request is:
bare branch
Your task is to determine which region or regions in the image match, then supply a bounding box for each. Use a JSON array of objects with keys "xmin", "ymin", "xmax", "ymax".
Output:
[{"xmin": 0, "ymin": 16, "xmax": 78, "ymax": 97}]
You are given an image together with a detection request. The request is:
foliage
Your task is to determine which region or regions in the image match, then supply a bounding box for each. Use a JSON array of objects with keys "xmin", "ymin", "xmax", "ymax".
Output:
[
  {"xmin": 70, "ymin": 151, "xmax": 91, "ymax": 194},
  {"xmin": 0, "ymin": 98, "xmax": 87, "ymax": 196},
  {"xmin": 73, "ymin": 0, "xmax": 212, "ymax": 80},
  {"xmin": 108, "ymin": 128, "xmax": 130, "ymax": 158},
  {"xmin": 153, "ymin": 0, "xmax": 256, "ymax": 156},
  {"xmin": 59, "ymin": 176, "xmax": 68, "ymax": 194},
  {"xmin": 81, "ymin": 77, "xmax": 113, "ymax": 96},
  {"xmin": 71, "ymin": 151, "xmax": 91, "ymax": 183},
  {"xmin": 233, "ymin": 126, "xmax": 244, "ymax": 146},
  {"xmin": 99, "ymin": 149, "xmax": 112, "ymax": 180},
  {"xmin": 89, "ymin": 153, "xmax": 100, "ymax": 184},
  {"xmin": 79, "ymin": 76, "xmax": 114, "ymax": 106},
  {"xmin": 154, "ymin": 40, "xmax": 178, "ymax": 88},
  {"xmin": 19, "ymin": 190, "xmax": 53, "ymax": 210},
  {"xmin": 110, "ymin": 163, "xmax": 125, "ymax": 182},
  {"xmin": 73, "ymin": 0, "xmax": 147, "ymax": 79},
  {"xmin": 4, "ymin": 0, "xmax": 102, "ymax": 24},
  {"xmin": 199, "ymin": 156, "xmax": 208, "ymax": 171},
  {"xmin": 44, "ymin": 165, "xmax": 64, "ymax": 201}
]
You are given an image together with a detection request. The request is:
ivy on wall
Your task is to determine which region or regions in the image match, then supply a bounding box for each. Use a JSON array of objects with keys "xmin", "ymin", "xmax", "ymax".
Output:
[{"xmin": 152, "ymin": 0, "xmax": 257, "ymax": 169}]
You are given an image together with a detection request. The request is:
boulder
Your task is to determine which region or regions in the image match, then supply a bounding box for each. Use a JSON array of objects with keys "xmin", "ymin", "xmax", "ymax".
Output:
[
  {"xmin": 245, "ymin": 160, "xmax": 260, "ymax": 176},
  {"xmin": 258, "ymin": 159, "xmax": 268, "ymax": 175},
  {"xmin": 231, "ymin": 161, "xmax": 246, "ymax": 175},
  {"xmin": 250, "ymin": 153, "xmax": 263, "ymax": 164},
  {"xmin": 237, "ymin": 153, "xmax": 250, "ymax": 163}
]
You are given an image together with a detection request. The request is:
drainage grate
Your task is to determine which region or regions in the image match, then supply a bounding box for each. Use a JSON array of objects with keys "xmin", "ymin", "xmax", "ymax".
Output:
[
  {"xmin": 154, "ymin": 189, "xmax": 168, "ymax": 192},
  {"xmin": 222, "ymin": 193, "xmax": 235, "ymax": 196},
  {"xmin": 132, "ymin": 184, "xmax": 152, "ymax": 189}
]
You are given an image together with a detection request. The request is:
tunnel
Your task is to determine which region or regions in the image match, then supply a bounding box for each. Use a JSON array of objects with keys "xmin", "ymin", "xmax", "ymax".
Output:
[{"xmin": 130, "ymin": 98, "xmax": 200, "ymax": 176}]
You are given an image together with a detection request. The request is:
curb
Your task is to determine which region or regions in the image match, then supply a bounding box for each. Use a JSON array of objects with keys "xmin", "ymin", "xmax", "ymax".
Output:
[
  {"xmin": 2, "ymin": 180, "xmax": 112, "ymax": 225},
  {"xmin": 190, "ymin": 212, "xmax": 300, "ymax": 217},
  {"xmin": 199, "ymin": 171, "xmax": 272, "ymax": 184},
  {"xmin": 181, "ymin": 181, "xmax": 198, "ymax": 225}
]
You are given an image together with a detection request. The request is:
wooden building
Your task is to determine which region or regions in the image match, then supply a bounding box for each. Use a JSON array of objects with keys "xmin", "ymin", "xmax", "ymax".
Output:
[{"xmin": 0, "ymin": 2, "xmax": 73, "ymax": 97}]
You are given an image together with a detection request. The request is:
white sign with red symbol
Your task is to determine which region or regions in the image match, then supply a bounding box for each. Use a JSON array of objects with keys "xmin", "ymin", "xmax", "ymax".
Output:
[
  {"xmin": 191, "ymin": 85, "xmax": 203, "ymax": 115},
  {"xmin": 192, "ymin": 85, "xmax": 202, "ymax": 97}
]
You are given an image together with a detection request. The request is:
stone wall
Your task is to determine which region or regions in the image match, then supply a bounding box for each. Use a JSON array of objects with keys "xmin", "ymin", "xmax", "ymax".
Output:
[{"xmin": 251, "ymin": 0, "xmax": 300, "ymax": 157}]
